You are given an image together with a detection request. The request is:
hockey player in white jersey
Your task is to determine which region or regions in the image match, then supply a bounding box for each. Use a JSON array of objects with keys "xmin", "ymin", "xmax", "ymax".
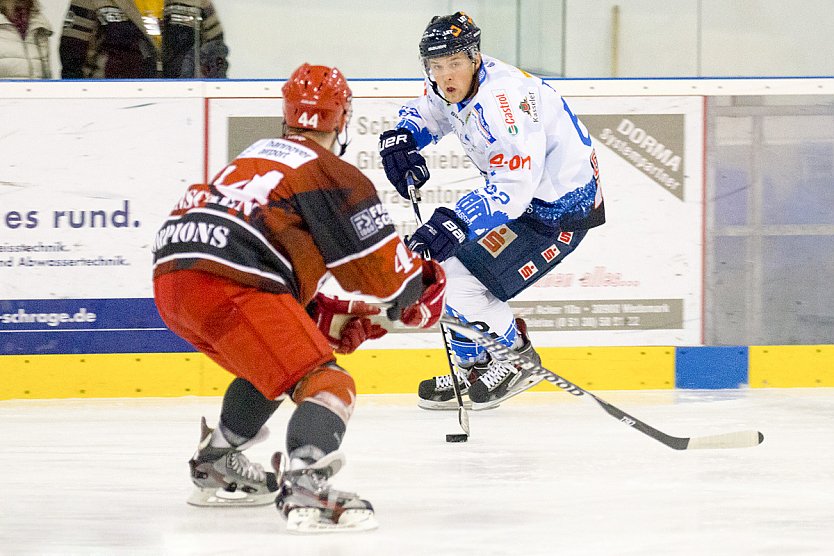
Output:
[{"xmin": 378, "ymin": 12, "xmax": 606, "ymax": 410}]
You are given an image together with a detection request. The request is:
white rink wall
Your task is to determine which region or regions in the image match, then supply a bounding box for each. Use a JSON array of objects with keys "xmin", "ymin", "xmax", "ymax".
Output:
[{"xmin": 3, "ymin": 77, "xmax": 832, "ymax": 354}]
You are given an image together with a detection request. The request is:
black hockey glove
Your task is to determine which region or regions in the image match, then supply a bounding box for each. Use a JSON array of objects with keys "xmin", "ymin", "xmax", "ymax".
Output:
[
  {"xmin": 378, "ymin": 128, "xmax": 430, "ymax": 198},
  {"xmin": 407, "ymin": 207, "xmax": 468, "ymax": 262}
]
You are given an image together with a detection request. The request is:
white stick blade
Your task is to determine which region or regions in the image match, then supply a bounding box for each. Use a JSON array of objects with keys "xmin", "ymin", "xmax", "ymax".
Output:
[
  {"xmin": 459, "ymin": 407, "xmax": 470, "ymax": 435},
  {"xmin": 686, "ymin": 430, "xmax": 764, "ymax": 450}
]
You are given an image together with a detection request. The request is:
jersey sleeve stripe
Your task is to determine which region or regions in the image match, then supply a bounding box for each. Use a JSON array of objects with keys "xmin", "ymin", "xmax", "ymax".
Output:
[
  {"xmin": 153, "ymin": 252, "xmax": 292, "ymax": 288},
  {"xmin": 189, "ymin": 207, "xmax": 295, "ymax": 271},
  {"xmin": 372, "ymin": 265, "xmax": 424, "ymax": 303},
  {"xmin": 325, "ymin": 232, "xmax": 401, "ymax": 269}
]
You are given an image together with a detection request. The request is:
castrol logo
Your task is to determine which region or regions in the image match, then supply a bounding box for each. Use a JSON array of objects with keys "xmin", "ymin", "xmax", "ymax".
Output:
[{"xmin": 492, "ymin": 90, "xmax": 516, "ymax": 126}]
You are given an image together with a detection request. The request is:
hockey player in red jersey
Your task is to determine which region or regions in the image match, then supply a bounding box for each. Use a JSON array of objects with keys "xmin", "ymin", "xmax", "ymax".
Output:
[{"xmin": 152, "ymin": 63, "xmax": 446, "ymax": 533}]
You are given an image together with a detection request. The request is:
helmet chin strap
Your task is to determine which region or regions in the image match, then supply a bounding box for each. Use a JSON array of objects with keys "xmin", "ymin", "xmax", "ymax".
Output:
[
  {"xmin": 332, "ymin": 111, "xmax": 351, "ymax": 156},
  {"xmin": 333, "ymin": 126, "xmax": 350, "ymax": 157}
]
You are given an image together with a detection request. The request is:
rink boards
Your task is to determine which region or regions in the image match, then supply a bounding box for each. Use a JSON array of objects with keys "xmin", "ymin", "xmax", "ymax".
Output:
[
  {"xmin": 2, "ymin": 80, "xmax": 833, "ymax": 399},
  {"xmin": 1, "ymin": 345, "xmax": 832, "ymax": 400}
]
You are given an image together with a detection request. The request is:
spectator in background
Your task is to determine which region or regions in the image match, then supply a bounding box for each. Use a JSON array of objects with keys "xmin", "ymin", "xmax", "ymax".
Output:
[
  {"xmin": 0, "ymin": 0, "xmax": 52, "ymax": 79},
  {"xmin": 60, "ymin": 0, "xmax": 228, "ymax": 79}
]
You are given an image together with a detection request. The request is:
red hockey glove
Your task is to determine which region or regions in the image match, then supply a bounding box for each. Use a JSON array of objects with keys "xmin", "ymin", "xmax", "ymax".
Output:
[
  {"xmin": 401, "ymin": 259, "xmax": 447, "ymax": 328},
  {"xmin": 312, "ymin": 294, "xmax": 388, "ymax": 354}
]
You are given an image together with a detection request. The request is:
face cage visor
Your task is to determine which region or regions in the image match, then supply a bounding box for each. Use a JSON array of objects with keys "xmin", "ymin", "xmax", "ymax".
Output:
[
  {"xmin": 421, "ymin": 46, "xmax": 480, "ymax": 81},
  {"xmin": 421, "ymin": 47, "xmax": 480, "ymax": 105}
]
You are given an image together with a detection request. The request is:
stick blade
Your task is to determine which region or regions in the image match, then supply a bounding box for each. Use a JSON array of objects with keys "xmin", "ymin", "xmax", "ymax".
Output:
[
  {"xmin": 686, "ymin": 430, "xmax": 764, "ymax": 450},
  {"xmin": 458, "ymin": 407, "xmax": 470, "ymax": 435}
]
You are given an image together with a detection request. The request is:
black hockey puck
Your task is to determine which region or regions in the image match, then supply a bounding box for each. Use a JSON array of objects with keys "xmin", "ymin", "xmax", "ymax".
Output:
[{"xmin": 446, "ymin": 433, "xmax": 468, "ymax": 443}]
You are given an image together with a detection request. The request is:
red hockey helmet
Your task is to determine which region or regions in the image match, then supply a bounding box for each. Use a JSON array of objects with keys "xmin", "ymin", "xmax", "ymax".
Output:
[{"xmin": 282, "ymin": 64, "xmax": 352, "ymax": 134}]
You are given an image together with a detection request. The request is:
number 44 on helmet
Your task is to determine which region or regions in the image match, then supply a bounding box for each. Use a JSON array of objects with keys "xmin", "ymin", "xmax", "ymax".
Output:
[{"xmin": 282, "ymin": 64, "xmax": 353, "ymax": 155}]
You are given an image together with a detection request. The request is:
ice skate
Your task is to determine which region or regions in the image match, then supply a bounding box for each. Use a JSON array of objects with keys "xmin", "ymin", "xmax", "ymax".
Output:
[
  {"xmin": 468, "ymin": 318, "xmax": 544, "ymax": 411},
  {"xmin": 274, "ymin": 451, "xmax": 378, "ymax": 534},
  {"xmin": 187, "ymin": 417, "xmax": 279, "ymax": 507},
  {"xmin": 417, "ymin": 364, "xmax": 482, "ymax": 410}
]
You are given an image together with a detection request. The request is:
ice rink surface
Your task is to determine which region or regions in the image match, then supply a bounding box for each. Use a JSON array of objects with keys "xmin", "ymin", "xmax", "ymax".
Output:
[{"xmin": 2, "ymin": 388, "xmax": 833, "ymax": 556}]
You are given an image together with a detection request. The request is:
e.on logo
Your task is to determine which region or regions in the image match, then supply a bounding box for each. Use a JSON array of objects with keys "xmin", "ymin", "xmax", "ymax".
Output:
[
  {"xmin": 541, "ymin": 244, "xmax": 560, "ymax": 263},
  {"xmin": 478, "ymin": 225, "xmax": 517, "ymax": 257},
  {"xmin": 489, "ymin": 153, "xmax": 531, "ymax": 171},
  {"xmin": 518, "ymin": 261, "xmax": 538, "ymax": 280}
]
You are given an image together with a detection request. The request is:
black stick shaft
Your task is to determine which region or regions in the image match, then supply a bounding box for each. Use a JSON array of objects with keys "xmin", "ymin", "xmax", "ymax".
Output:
[
  {"xmin": 439, "ymin": 315, "xmax": 763, "ymax": 450},
  {"xmin": 407, "ymin": 175, "xmax": 469, "ymax": 435}
]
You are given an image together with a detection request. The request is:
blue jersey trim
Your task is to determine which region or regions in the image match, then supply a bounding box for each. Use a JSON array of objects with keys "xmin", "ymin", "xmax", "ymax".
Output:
[{"xmin": 527, "ymin": 178, "xmax": 598, "ymax": 228}]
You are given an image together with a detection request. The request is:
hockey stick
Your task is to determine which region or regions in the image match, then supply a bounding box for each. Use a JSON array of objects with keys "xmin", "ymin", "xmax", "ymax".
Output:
[
  {"xmin": 407, "ymin": 173, "xmax": 470, "ymax": 439},
  {"xmin": 438, "ymin": 314, "xmax": 764, "ymax": 450}
]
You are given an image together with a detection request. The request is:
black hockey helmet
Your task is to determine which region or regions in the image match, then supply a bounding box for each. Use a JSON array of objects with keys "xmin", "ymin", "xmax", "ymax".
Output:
[{"xmin": 418, "ymin": 11, "xmax": 481, "ymax": 63}]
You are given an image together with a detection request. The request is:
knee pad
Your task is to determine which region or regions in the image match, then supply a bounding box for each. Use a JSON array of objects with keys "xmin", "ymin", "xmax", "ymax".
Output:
[{"xmin": 291, "ymin": 362, "xmax": 356, "ymax": 425}]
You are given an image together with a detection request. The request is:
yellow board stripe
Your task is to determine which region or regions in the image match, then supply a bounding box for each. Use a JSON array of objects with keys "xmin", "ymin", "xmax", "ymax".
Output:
[
  {"xmin": 5, "ymin": 345, "xmax": 833, "ymax": 400},
  {"xmin": 0, "ymin": 347, "xmax": 674, "ymax": 400},
  {"xmin": 0, "ymin": 353, "xmax": 232, "ymax": 399},
  {"xmin": 749, "ymin": 345, "xmax": 834, "ymax": 387}
]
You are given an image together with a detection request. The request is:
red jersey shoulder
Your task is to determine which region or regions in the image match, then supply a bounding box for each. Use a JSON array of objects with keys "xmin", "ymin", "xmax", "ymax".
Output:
[
  {"xmin": 310, "ymin": 138, "xmax": 376, "ymax": 197},
  {"xmin": 268, "ymin": 136, "xmax": 377, "ymax": 200},
  {"xmin": 169, "ymin": 182, "xmax": 212, "ymax": 215},
  {"xmin": 224, "ymin": 136, "xmax": 318, "ymax": 177},
  {"xmin": 208, "ymin": 136, "xmax": 378, "ymax": 214}
]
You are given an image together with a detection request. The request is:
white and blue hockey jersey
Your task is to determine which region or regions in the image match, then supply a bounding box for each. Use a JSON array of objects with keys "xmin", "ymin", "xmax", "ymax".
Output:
[{"xmin": 396, "ymin": 55, "xmax": 605, "ymax": 239}]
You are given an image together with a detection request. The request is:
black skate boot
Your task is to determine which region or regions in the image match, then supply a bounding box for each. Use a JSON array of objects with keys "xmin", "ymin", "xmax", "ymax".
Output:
[
  {"xmin": 417, "ymin": 364, "xmax": 482, "ymax": 410},
  {"xmin": 274, "ymin": 450, "xmax": 378, "ymax": 534},
  {"xmin": 467, "ymin": 318, "xmax": 544, "ymax": 411},
  {"xmin": 187, "ymin": 417, "xmax": 279, "ymax": 507}
]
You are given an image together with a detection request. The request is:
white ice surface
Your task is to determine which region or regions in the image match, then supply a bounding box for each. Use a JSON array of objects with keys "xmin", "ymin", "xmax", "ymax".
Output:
[{"xmin": 2, "ymin": 389, "xmax": 833, "ymax": 556}]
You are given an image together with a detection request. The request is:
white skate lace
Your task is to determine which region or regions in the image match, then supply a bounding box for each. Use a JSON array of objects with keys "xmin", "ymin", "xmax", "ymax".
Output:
[
  {"xmin": 480, "ymin": 359, "xmax": 516, "ymax": 390},
  {"xmin": 435, "ymin": 369, "xmax": 470, "ymax": 390},
  {"xmin": 228, "ymin": 452, "xmax": 266, "ymax": 483}
]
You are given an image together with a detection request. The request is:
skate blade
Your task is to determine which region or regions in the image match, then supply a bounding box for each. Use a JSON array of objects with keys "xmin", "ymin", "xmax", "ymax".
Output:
[
  {"xmin": 417, "ymin": 398, "xmax": 473, "ymax": 410},
  {"xmin": 187, "ymin": 487, "xmax": 276, "ymax": 507},
  {"xmin": 470, "ymin": 375, "xmax": 544, "ymax": 411},
  {"xmin": 286, "ymin": 507, "xmax": 378, "ymax": 534},
  {"xmin": 418, "ymin": 397, "xmax": 501, "ymax": 411}
]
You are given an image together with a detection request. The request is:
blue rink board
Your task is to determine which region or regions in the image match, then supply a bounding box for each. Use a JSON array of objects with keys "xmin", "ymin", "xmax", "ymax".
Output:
[{"xmin": 0, "ymin": 298, "xmax": 195, "ymax": 354}]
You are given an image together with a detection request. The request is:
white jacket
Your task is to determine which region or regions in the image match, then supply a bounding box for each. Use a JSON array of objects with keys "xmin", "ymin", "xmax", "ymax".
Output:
[
  {"xmin": 0, "ymin": 8, "xmax": 52, "ymax": 79},
  {"xmin": 396, "ymin": 55, "xmax": 604, "ymax": 237}
]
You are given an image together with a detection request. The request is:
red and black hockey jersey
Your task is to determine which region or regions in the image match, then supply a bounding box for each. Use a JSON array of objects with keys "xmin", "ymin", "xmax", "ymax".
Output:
[{"xmin": 152, "ymin": 135, "xmax": 424, "ymax": 309}]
